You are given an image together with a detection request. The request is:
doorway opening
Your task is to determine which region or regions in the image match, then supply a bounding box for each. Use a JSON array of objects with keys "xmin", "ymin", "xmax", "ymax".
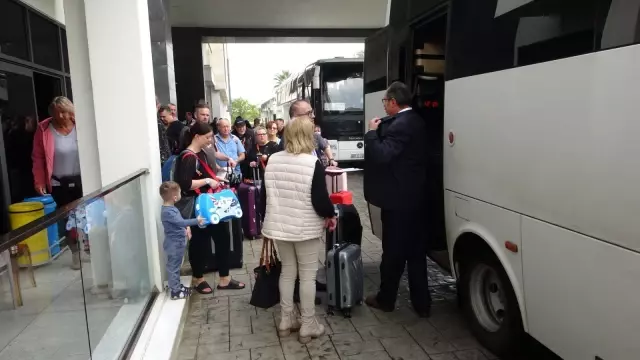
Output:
[
  {"xmin": 33, "ymin": 72, "xmax": 63, "ymax": 121},
  {"xmin": 411, "ymin": 10, "xmax": 449, "ymax": 265}
]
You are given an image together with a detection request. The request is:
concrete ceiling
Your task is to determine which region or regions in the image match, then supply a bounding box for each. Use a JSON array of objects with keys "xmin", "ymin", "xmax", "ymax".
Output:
[{"xmin": 170, "ymin": 0, "xmax": 389, "ymax": 29}]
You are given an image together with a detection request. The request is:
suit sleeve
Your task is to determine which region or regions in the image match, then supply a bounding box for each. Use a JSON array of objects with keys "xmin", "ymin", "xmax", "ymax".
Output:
[{"xmin": 364, "ymin": 118, "xmax": 411, "ymax": 165}]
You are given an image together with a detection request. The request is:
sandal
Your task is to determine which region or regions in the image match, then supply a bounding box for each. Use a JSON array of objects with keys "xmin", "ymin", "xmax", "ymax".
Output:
[
  {"xmin": 194, "ymin": 281, "xmax": 213, "ymax": 294},
  {"xmin": 217, "ymin": 279, "xmax": 245, "ymax": 290}
]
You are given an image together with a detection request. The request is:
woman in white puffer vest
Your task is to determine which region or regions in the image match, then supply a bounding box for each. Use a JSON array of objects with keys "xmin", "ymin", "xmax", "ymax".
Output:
[{"xmin": 260, "ymin": 115, "xmax": 337, "ymax": 344}]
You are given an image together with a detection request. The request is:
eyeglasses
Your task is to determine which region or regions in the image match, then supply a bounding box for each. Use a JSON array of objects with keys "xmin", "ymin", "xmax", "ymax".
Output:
[
  {"xmin": 256, "ymin": 133, "xmax": 267, "ymax": 136},
  {"xmin": 381, "ymin": 98, "xmax": 393, "ymax": 104},
  {"xmin": 295, "ymin": 110, "xmax": 315, "ymax": 117}
]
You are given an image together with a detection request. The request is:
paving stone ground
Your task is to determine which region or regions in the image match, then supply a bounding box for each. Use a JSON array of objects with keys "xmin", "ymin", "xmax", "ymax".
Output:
[{"xmin": 176, "ymin": 173, "xmax": 500, "ymax": 360}]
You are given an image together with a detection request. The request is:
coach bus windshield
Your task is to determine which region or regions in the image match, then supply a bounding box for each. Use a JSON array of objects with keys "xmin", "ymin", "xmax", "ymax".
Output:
[{"xmin": 322, "ymin": 62, "xmax": 364, "ymax": 113}]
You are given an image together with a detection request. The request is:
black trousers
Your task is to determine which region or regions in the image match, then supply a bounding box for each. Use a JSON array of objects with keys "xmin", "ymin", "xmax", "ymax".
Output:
[
  {"xmin": 50, "ymin": 180, "xmax": 83, "ymax": 251},
  {"xmin": 376, "ymin": 208, "xmax": 431, "ymax": 312},
  {"xmin": 189, "ymin": 222, "xmax": 230, "ymax": 278}
]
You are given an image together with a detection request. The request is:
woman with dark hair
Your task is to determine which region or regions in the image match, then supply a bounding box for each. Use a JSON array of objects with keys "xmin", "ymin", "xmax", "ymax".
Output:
[{"xmin": 175, "ymin": 122, "xmax": 246, "ymax": 294}]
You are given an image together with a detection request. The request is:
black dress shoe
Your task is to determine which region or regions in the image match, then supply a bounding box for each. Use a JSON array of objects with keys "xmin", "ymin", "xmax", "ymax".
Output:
[
  {"xmin": 415, "ymin": 307, "xmax": 431, "ymax": 318},
  {"xmin": 364, "ymin": 294, "xmax": 394, "ymax": 312}
]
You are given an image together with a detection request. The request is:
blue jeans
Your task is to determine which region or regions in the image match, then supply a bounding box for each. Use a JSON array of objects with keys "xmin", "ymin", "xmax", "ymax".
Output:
[{"xmin": 164, "ymin": 237, "xmax": 186, "ymax": 293}]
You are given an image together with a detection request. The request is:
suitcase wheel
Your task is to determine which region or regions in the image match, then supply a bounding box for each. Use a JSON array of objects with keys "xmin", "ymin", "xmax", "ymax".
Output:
[
  {"xmin": 342, "ymin": 309, "xmax": 351, "ymax": 318},
  {"xmin": 327, "ymin": 305, "xmax": 335, "ymax": 316}
]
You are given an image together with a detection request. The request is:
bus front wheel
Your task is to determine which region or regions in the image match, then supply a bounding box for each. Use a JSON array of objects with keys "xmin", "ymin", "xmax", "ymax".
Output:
[{"xmin": 459, "ymin": 253, "xmax": 524, "ymax": 357}]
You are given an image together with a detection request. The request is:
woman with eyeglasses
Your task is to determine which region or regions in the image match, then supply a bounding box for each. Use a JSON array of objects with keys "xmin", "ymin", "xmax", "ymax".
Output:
[
  {"xmin": 266, "ymin": 120, "xmax": 281, "ymax": 145},
  {"xmin": 244, "ymin": 125, "xmax": 279, "ymax": 181}
]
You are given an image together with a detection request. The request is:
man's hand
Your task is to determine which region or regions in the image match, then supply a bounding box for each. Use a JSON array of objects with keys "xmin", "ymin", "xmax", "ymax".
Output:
[
  {"xmin": 329, "ymin": 160, "xmax": 338, "ymax": 167},
  {"xmin": 369, "ymin": 117, "xmax": 382, "ymax": 131},
  {"xmin": 249, "ymin": 161, "xmax": 257, "ymax": 168},
  {"xmin": 196, "ymin": 216, "xmax": 205, "ymax": 226},
  {"xmin": 228, "ymin": 158, "xmax": 237, "ymax": 168},
  {"xmin": 325, "ymin": 217, "xmax": 337, "ymax": 231}
]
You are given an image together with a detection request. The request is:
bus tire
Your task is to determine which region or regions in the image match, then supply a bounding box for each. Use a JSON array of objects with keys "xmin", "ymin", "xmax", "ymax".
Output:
[{"xmin": 459, "ymin": 252, "xmax": 524, "ymax": 357}]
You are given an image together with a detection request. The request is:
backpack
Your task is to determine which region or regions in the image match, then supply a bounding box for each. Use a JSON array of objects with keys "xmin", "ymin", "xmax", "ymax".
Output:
[{"xmin": 166, "ymin": 150, "xmax": 201, "ymax": 183}]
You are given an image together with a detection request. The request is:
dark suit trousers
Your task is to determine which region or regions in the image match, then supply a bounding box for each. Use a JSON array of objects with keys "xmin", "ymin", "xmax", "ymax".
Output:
[{"xmin": 376, "ymin": 208, "xmax": 431, "ymax": 312}]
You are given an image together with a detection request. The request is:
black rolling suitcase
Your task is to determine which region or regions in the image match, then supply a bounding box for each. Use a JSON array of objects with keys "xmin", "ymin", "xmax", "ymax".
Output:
[{"xmin": 204, "ymin": 218, "xmax": 244, "ymax": 273}]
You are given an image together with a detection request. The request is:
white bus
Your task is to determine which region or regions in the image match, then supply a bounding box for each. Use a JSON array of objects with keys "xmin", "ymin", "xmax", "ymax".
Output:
[
  {"xmin": 365, "ymin": 1, "xmax": 640, "ymax": 359},
  {"xmin": 273, "ymin": 58, "xmax": 365, "ymax": 162}
]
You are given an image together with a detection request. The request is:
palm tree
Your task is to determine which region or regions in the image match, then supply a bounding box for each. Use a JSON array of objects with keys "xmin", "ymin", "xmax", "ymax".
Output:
[{"xmin": 273, "ymin": 70, "xmax": 292, "ymax": 88}]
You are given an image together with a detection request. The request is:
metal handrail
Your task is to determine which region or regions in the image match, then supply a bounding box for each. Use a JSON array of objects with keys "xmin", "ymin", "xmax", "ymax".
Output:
[{"xmin": 0, "ymin": 169, "xmax": 149, "ymax": 253}]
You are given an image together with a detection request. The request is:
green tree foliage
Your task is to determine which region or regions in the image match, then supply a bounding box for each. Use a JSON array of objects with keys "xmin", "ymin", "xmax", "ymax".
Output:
[
  {"xmin": 273, "ymin": 70, "xmax": 292, "ymax": 88},
  {"xmin": 231, "ymin": 98, "xmax": 260, "ymax": 120}
]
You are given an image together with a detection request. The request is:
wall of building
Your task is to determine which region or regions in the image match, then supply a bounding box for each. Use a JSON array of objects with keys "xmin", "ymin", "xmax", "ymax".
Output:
[{"xmin": 20, "ymin": 0, "xmax": 65, "ymax": 24}]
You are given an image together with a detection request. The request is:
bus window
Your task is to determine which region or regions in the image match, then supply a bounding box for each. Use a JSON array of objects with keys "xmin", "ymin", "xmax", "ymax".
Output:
[
  {"xmin": 448, "ymin": 0, "xmax": 600, "ymax": 80},
  {"xmin": 321, "ymin": 63, "xmax": 363, "ymax": 113},
  {"xmin": 595, "ymin": 0, "xmax": 640, "ymax": 50}
]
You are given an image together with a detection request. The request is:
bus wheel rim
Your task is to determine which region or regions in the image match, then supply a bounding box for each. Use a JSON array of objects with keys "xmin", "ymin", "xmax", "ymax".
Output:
[{"xmin": 469, "ymin": 263, "xmax": 506, "ymax": 333}]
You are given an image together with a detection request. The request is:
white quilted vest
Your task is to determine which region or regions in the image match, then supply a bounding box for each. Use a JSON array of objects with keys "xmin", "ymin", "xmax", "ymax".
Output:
[{"xmin": 261, "ymin": 152, "xmax": 325, "ymax": 241}]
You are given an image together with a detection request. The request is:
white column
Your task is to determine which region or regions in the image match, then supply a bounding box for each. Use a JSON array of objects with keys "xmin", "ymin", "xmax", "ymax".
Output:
[
  {"xmin": 64, "ymin": 0, "xmax": 111, "ymax": 289},
  {"xmin": 54, "ymin": 0, "xmax": 65, "ymax": 24},
  {"xmin": 63, "ymin": 0, "xmax": 164, "ymax": 292}
]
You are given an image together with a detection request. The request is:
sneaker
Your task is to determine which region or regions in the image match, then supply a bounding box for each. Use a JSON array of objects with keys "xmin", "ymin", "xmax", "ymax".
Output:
[
  {"xmin": 170, "ymin": 286, "xmax": 192, "ymax": 300},
  {"xmin": 298, "ymin": 317, "xmax": 325, "ymax": 344}
]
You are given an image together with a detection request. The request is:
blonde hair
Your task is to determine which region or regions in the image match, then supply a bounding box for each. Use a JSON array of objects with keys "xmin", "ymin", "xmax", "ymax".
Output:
[
  {"xmin": 159, "ymin": 181, "xmax": 180, "ymax": 201},
  {"xmin": 48, "ymin": 96, "xmax": 75, "ymax": 117},
  {"xmin": 284, "ymin": 116, "xmax": 315, "ymax": 155}
]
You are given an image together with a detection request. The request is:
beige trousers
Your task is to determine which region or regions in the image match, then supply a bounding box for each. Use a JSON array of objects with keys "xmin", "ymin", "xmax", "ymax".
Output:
[{"xmin": 277, "ymin": 238, "xmax": 321, "ymax": 323}]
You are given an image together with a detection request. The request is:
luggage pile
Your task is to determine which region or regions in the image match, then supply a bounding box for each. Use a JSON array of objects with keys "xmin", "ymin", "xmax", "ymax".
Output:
[{"xmin": 324, "ymin": 169, "xmax": 364, "ymax": 318}]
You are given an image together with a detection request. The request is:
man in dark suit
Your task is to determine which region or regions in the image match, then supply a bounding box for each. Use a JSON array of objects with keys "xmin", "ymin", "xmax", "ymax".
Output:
[{"xmin": 363, "ymin": 81, "xmax": 431, "ymax": 317}]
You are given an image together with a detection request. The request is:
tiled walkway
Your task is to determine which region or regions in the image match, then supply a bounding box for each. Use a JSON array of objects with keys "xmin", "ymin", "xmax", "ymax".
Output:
[{"xmin": 177, "ymin": 174, "xmax": 497, "ymax": 360}]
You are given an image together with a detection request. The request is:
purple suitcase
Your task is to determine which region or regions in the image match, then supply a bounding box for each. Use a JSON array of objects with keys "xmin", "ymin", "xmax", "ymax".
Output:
[{"xmin": 238, "ymin": 168, "xmax": 262, "ymax": 239}]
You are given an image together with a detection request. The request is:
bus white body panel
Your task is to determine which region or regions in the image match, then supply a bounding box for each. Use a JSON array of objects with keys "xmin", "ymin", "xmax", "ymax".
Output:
[
  {"xmin": 327, "ymin": 139, "xmax": 364, "ymax": 162},
  {"xmin": 444, "ymin": 45, "xmax": 640, "ymax": 359}
]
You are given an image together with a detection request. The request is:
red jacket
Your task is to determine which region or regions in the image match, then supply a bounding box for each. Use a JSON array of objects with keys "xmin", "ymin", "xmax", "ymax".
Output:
[{"xmin": 32, "ymin": 117, "xmax": 76, "ymax": 192}]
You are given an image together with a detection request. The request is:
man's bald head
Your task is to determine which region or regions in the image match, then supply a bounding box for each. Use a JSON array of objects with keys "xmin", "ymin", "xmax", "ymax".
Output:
[{"xmin": 289, "ymin": 99, "xmax": 314, "ymax": 119}]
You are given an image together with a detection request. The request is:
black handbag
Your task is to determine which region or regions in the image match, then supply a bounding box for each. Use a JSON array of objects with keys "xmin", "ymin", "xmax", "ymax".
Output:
[{"xmin": 250, "ymin": 238, "xmax": 281, "ymax": 309}]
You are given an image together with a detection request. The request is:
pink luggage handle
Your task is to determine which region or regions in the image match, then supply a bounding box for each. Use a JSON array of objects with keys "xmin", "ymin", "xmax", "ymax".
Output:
[{"xmin": 325, "ymin": 169, "xmax": 348, "ymax": 194}]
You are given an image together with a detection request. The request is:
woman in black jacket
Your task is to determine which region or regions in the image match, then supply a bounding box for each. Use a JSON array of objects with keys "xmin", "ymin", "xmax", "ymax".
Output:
[
  {"xmin": 175, "ymin": 122, "xmax": 246, "ymax": 294},
  {"xmin": 243, "ymin": 125, "xmax": 279, "ymax": 181}
]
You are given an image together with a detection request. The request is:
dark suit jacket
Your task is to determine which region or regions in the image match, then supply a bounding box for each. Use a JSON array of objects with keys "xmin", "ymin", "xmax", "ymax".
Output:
[{"xmin": 363, "ymin": 109, "xmax": 428, "ymax": 210}]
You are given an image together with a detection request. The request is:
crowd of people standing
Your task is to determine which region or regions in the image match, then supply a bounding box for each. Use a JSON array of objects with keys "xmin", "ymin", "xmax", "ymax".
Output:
[{"xmin": 157, "ymin": 81, "xmax": 432, "ymax": 344}]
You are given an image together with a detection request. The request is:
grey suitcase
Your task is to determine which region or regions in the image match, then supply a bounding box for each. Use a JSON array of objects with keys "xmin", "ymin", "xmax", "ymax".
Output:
[{"xmin": 326, "ymin": 242, "xmax": 364, "ymax": 318}]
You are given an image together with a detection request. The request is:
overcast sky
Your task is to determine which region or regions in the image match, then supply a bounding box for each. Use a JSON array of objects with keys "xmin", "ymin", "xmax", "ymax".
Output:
[{"xmin": 226, "ymin": 43, "xmax": 364, "ymax": 106}]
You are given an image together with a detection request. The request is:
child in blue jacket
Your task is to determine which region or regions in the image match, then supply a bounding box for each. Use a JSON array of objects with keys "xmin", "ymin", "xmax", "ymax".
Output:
[{"xmin": 160, "ymin": 181, "xmax": 204, "ymax": 299}]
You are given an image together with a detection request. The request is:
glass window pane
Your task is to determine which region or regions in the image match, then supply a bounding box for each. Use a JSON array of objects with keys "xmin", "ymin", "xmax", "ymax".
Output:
[
  {"xmin": 364, "ymin": 28, "xmax": 389, "ymax": 93},
  {"xmin": 595, "ymin": 0, "xmax": 640, "ymax": 50},
  {"xmin": 61, "ymin": 29, "xmax": 70, "ymax": 73},
  {"xmin": 448, "ymin": 0, "xmax": 598, "ymax": 79},
  {"xmin": 0, "ymin": 69, "xmax": 38, "ymax": 204},
  {"xmin": 65, "ymin": 77, "xmax": 72, "ymax": 101},
  {"xmin": 80, "ymin": 178, "xmax": 153, "ymax": 357},
  {"xmin": 29, "ymin": 11, "xmax": 62, "ymax": 70},
  {"xmin": 0, "ymin": 0, "xmax": 30, "ymax": 61}
]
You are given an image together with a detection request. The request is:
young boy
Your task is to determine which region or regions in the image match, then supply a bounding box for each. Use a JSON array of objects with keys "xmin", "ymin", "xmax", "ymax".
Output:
[{"xmin": 160, "ymin": 181, "xmax": 204, "ymax": 299}]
